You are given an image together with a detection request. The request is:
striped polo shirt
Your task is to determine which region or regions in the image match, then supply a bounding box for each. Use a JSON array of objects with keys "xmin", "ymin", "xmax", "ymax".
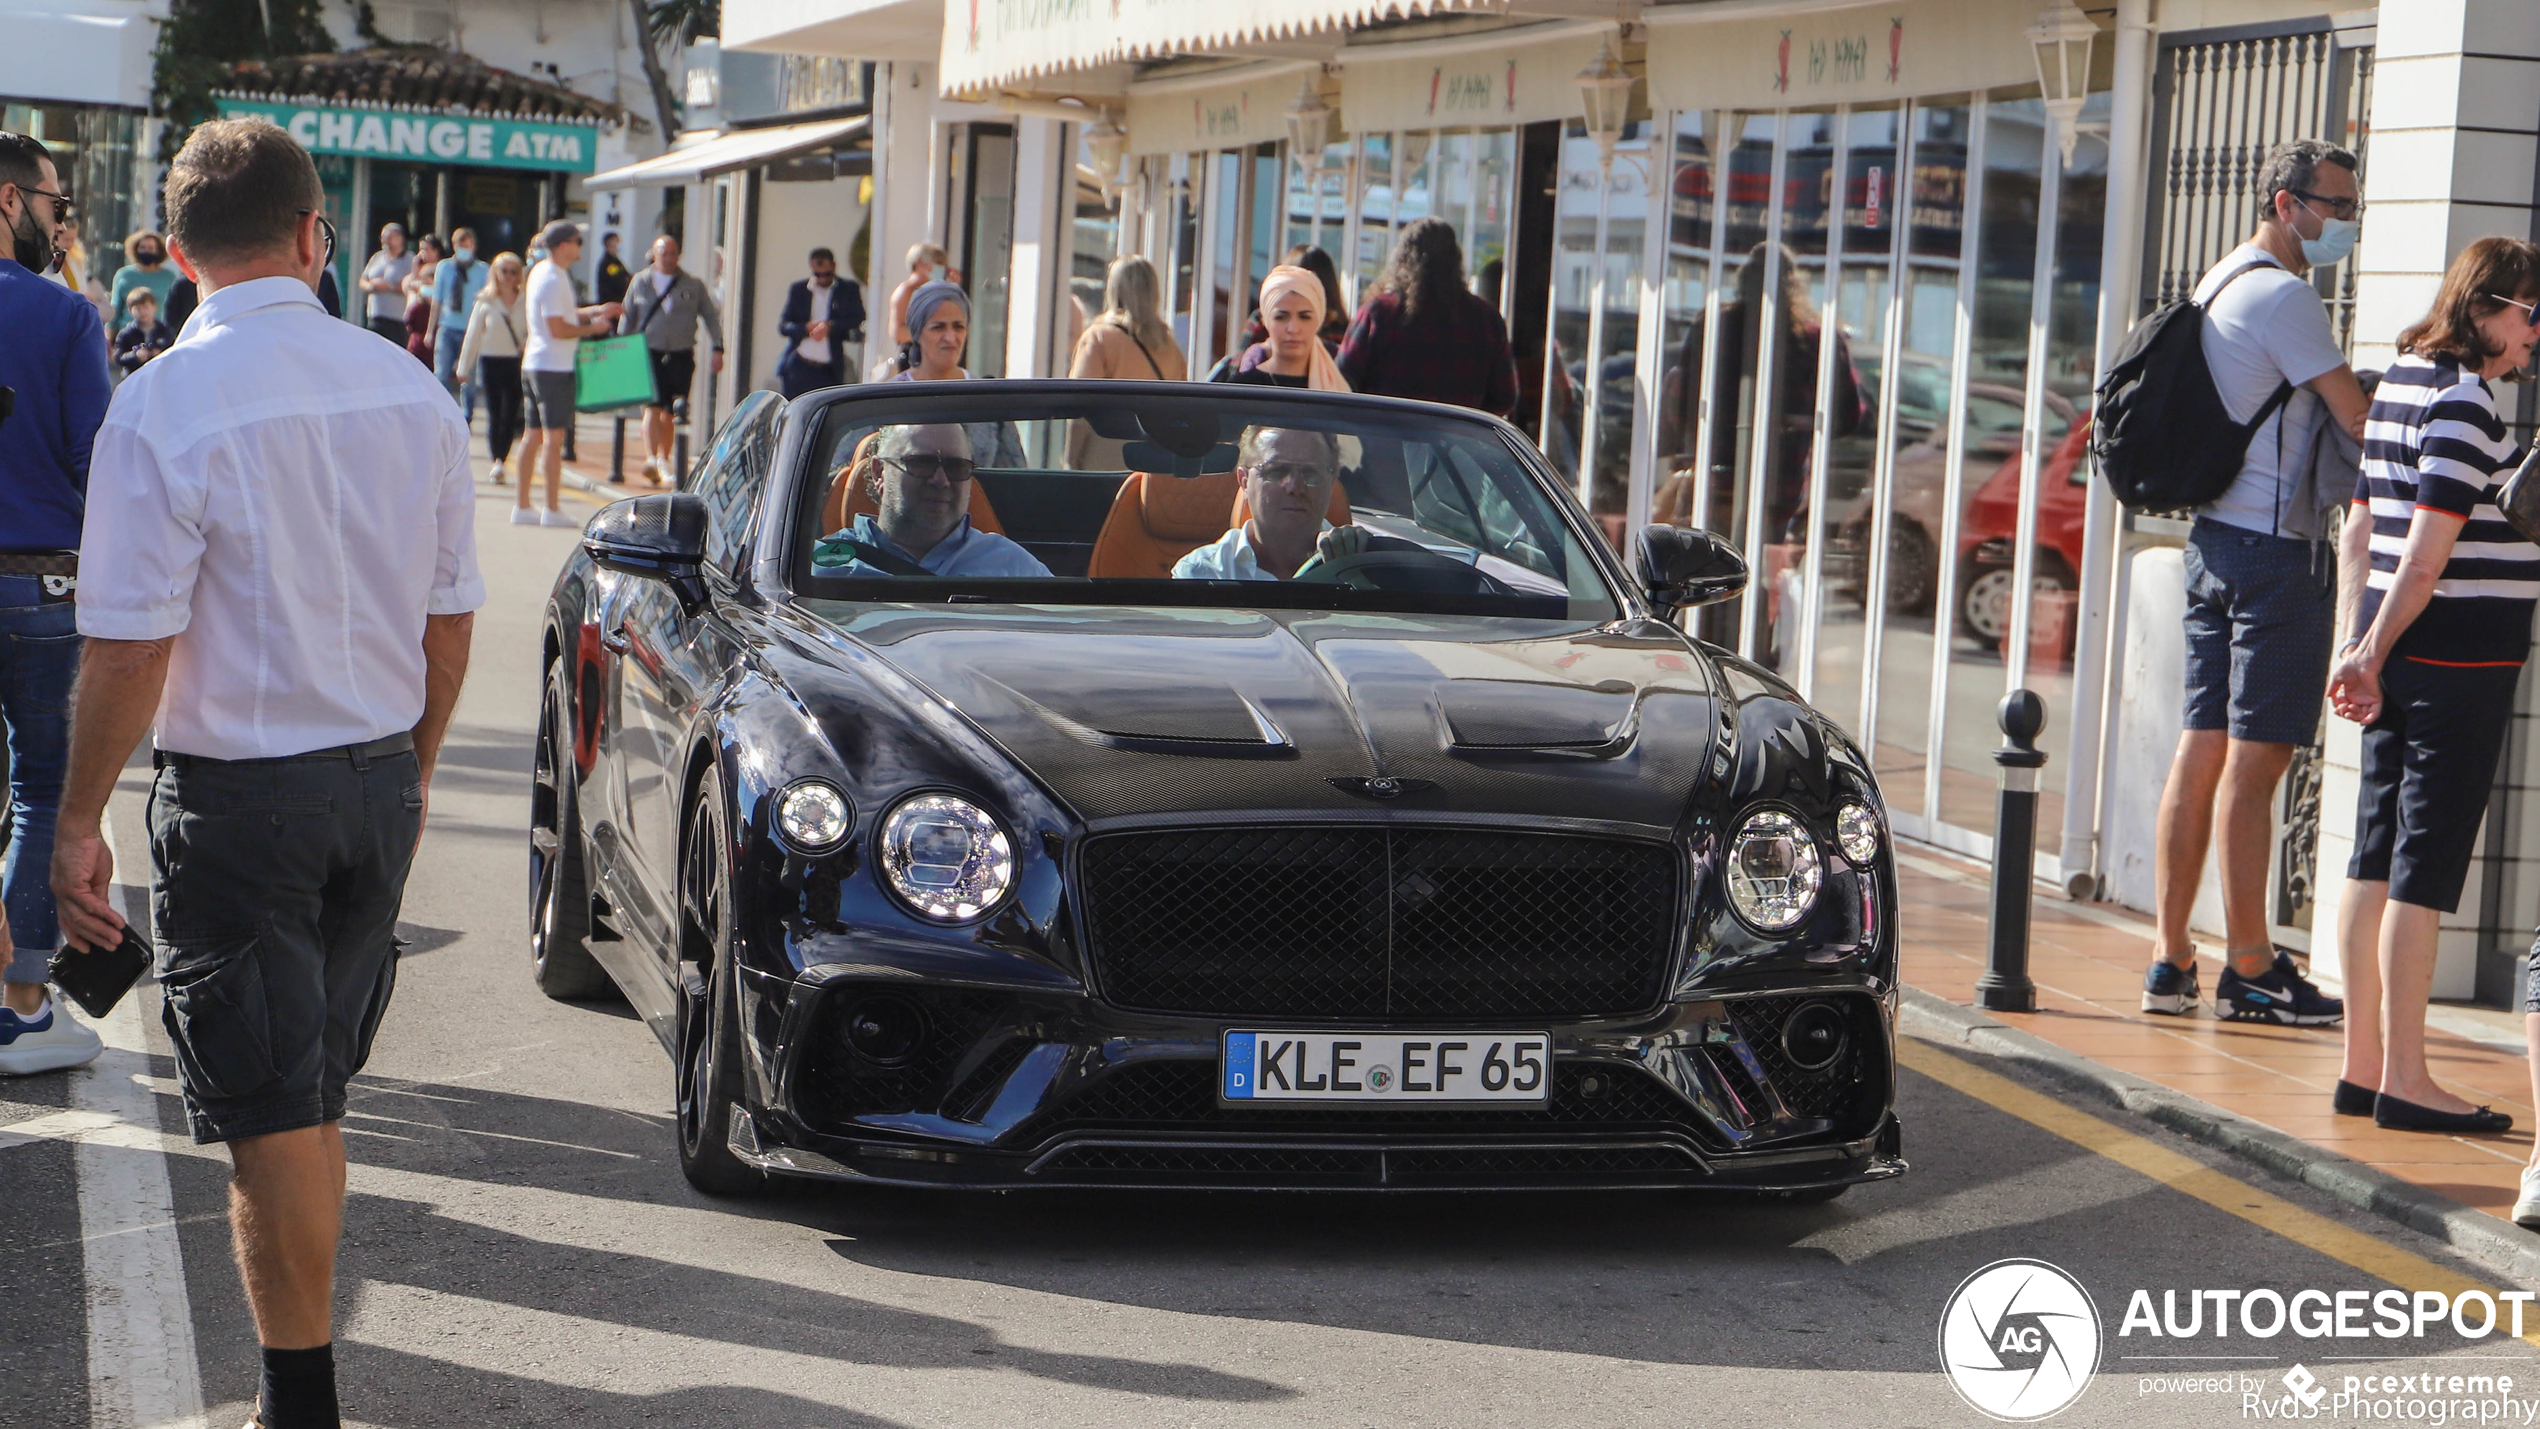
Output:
[{"xmin": 2353, "ymin": 353, "xmax": 2539, "ymax": 665}]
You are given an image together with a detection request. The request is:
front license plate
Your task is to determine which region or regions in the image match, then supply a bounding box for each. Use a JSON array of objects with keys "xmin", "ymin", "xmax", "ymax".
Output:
[{"xmin": 1221, "ymin": 1031, "xmax": 1552, "ymax": 1103}]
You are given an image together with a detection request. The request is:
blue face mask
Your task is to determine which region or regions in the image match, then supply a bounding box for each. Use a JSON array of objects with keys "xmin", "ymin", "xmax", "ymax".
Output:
[{"xmin": 2301, "ymin": 214, "xmax": 2360, "ymax": 267}]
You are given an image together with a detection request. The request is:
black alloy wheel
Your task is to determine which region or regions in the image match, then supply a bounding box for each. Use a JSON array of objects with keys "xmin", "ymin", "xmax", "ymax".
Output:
[
  {"xmin": 531, "ymin": 662, "xmax": 615, "ymax": 1000},
  {"xmin": 1884, "ymin": 521, "xmax": 1938, "ymax": 616},
  {"xmin": 675, "ymin": 767, "xmax": 764, "ymax": 1196}
]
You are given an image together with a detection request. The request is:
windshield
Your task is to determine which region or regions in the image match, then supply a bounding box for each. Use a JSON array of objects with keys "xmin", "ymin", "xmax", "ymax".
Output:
[{"xmin": 786, "ymin": 387, "xmax": 1621, "ymax": 621}]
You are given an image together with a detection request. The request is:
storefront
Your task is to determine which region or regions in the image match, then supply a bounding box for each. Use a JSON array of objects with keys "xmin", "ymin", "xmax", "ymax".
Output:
[
  {"xmin": 213, "ymin": 49, "xmax": 633, "ymax": 318},
  {"xmin": 6, "ymin": 1, "xmax": 158, "ymax": 295}
]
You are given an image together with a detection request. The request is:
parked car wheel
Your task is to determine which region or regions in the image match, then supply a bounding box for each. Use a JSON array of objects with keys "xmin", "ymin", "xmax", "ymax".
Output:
[
  {"xmin": 1884, "ymin": 522, "xmax": 1938, "ymax": 616},
  {"xmin": 675, "ymin": 767, "xmax": 766, "ymax": 1197},
  {"xmin": 1957, "ymin": 557, "xmax": 2077, "ymax": 648},
  {"xmin": 530, "ymin": 661, "xmax": 615, "ymax": 1001}
]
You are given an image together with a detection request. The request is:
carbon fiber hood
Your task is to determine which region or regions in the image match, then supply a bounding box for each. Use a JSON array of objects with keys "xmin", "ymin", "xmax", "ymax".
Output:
[{"xmin": 814, "ymin": 606, "xmax": 1725, "ymax": 832}]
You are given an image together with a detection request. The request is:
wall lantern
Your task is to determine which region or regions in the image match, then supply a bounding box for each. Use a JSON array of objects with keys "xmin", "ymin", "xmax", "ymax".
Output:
[
  {"xmin": 1085, "ymin": 110, "xmax": 1128, "ymax": 202},
  {"xmin": 1285, "ymin": 74, "xmax": 1334, "ymax": 178},
  {"xmin": 1575, "ymin": 37, "xmax": 1633, "ymax": 175},
  {"xmin": 2026, "ymin": 0, "xmax": 2098, "ymax": 165}
]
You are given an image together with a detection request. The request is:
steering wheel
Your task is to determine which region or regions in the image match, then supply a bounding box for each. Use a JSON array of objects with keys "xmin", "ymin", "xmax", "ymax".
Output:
[{"xmin": 1294, "ymin": 535, "xmax": 1514, "ymax": 596}]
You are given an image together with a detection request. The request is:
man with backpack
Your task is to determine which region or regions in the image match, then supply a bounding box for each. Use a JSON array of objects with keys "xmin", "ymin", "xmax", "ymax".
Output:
[{"xmin": 2117, "ymin": 139, "xmax": 2369, "ymax": 1023}]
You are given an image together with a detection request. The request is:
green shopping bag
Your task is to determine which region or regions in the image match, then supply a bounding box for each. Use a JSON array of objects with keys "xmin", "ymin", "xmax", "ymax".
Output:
[{"xmin": 574, "ymin": 333, "xmax": 655, "ymax": 412}]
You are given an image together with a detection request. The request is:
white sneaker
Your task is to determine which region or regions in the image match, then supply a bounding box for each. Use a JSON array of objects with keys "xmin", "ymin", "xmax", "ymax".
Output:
[
  {"xmin": 540, "ymin": 507, "xmax": 579, "ymax": 528},
  {"xmin": 510, "ymin": 506, "xmax": 539, "ymax": 525},
  {"xmin": 487, "ymin": 460, "xmax": 507, "ymax": 485},
  {"xmin": 2516, "ymin": 1164, "xmax": 2540, "ymax": 1229},
  {"xmin": 643, "ymin": 458, "xmax": 665, "ymax": 483},
  {"xmin": 0, "ymin": 996, "xmax": 105, "ymax": 1075}
]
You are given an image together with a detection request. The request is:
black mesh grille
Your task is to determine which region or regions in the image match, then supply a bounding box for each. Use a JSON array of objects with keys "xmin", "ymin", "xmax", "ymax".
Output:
[
  {"xmin": 1033, "ymin": 1145, "xmax": 1382, "ymax": 1181},
  {"xmin": 1029, "ymin": 1142, "xmax": 1699, "ymax": 1185},
  {"xmin": 1722, "ymin": 994, "xmax": 1882, "ymax": 1121},
  {"xmin": 1024, "ymin": 1058, "xmax": 1688, "ymax": 1139},
  {"xmin": 1080, "ymin": 827, "xmax": 1680, "ymax": 1018},
  {"xmin": 1384, "ymin": 1144, "xmax": 1697, "ymax": 1180},
  {"xmin": 800, "ymin": 990, "xmax": 1013, "ymax": 1125}
]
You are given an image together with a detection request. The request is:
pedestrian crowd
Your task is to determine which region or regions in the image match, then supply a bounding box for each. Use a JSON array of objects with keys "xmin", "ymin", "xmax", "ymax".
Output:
[{"xmin": 2128, "ymin": 137, "xmax": 2540, "ymax": 1228}]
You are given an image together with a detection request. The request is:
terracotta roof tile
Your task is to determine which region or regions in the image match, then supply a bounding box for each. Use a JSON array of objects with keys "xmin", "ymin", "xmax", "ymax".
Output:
[{"xmin": 217, "ymin": 46, "xmax": 627, "ymax": 125}]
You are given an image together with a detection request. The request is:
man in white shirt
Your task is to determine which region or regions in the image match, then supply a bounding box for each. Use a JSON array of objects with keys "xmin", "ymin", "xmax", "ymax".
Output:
[
  {"xmin": 514, "ymin": 219, "xmax": 621, "ymax": 526},
  {"xmin": 1174, "ymin": 426, "xmax": 1366, "ymax": 580},
  {"xmin": 357, "ymin": 221, "xmax": 412, "ymax": 344},
  {"xmin": 2142, "ymin": 138, "xmax": 2370, "ymax": 1026},
  {"xmin": 49, "ymin": 116, "xmax": 481, "ymax": 1429}
]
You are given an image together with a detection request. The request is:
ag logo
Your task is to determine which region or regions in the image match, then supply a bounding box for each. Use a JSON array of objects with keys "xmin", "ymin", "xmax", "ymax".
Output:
[{"xmin": 1938, "ymin": 1258, "xmax": 2100, "ymax": 1421}]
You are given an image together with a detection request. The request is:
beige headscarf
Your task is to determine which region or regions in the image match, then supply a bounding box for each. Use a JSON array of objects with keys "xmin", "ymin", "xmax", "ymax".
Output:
[{"xmin": 1259, "ymin": 265, "xmax": 1351, "ymax": 392}]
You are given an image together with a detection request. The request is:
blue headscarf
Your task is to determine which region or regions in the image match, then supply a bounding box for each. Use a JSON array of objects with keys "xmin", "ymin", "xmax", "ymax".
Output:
[{"xmin": 905, "ymin": 280, "xmax": 969, "ymax": 338}]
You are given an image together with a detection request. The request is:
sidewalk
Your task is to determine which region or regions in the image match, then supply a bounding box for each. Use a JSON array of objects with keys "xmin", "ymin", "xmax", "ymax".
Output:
[{"xmin": 1898, "ymin": 844, "xmax": 2536, "ymax": 1228}]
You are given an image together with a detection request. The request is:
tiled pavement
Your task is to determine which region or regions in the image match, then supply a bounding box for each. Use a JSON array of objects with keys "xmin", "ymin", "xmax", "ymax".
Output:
[{"xmin": 1898, "ymin": 844, "xmax": 2538, "ymax": 1225}]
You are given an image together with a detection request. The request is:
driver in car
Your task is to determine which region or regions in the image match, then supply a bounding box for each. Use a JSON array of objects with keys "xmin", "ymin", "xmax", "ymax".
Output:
[
  {"xmin": 1173, "ymin": 425, "xmax": 1369, "ymax": 580},
  {"xmin": 813, "ymin": 423, "xmax": 1052, "ymax": 578}
]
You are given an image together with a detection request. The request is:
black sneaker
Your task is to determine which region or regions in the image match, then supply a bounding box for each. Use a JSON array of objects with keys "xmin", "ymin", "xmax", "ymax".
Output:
[
  {"xmin": 2141, "ymin": 958, "xmax": 2200, "ymax": 1015},
  {"xmin": 2216, "ymin": 952, "xmax": 2343, "ymax": 1025}
]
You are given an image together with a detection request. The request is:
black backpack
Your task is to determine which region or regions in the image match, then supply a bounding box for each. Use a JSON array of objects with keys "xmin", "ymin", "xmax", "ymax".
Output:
[{"xmin": 2091, "ymin": 262, "xmax": 2296, "ymax": 513}]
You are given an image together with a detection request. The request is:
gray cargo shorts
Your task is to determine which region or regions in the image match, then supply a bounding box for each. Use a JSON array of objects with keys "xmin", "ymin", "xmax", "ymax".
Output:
[{"xmin": 148, "ymin": 735, "xmax": 423, "ymax": 1143}]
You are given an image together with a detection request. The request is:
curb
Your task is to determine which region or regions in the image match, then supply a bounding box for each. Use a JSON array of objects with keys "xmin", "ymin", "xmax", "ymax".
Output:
[{"xmin": 1897, "ymin": 984, "xmax": 2540, "ymax": 1288}]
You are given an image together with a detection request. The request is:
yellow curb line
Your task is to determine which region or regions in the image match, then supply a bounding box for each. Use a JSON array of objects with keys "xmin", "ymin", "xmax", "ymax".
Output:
[{"xmin": 1899, "ymin": 1036, "xmax": 2540, "ymax": 1340}]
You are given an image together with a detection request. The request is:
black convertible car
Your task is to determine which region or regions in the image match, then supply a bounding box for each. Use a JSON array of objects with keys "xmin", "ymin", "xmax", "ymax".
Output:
[{"xmin": 533, "ymin": 380, "xmax": 1904, "ymax": 1196}]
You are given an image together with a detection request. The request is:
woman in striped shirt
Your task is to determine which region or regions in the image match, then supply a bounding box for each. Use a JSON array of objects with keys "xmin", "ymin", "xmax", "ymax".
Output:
[{"xmin": 2328, "ymin": 236, "xmax": 2540, "ymax": 1152}]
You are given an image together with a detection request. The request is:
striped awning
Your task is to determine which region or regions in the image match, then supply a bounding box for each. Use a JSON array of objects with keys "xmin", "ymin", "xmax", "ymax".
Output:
[{"xmin": 941, "ymin": 0, "xmax": 1500, "ymax": 97}]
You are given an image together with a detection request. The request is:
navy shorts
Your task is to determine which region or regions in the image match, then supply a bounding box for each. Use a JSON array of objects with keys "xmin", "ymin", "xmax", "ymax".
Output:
[
  {"xmin": 149, "ymin": 738, "xmax": 422, "ymax": 1143},
  {"xmin": 2348, "ymin": 656, "xmax": 2518, "ymax": 915},
  {"xmin": 2182, "ymin": 519, "xmax": 2334, "ymax": 744}
]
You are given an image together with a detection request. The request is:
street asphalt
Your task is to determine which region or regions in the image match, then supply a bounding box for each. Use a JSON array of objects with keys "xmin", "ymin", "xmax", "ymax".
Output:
[{"xmin": 5, "ymin": 482, "xmax": 2537, "ymax": 1429}]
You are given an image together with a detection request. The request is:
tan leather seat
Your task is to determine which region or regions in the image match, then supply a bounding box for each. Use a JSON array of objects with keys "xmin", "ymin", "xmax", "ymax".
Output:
[
  {"xmin": 821, "ymin": 432, "xmax": 1004, "ymax": 538},
  {"xmin": 1083, "ymin": 473, "xmax": 1353, "ymax": 579}
]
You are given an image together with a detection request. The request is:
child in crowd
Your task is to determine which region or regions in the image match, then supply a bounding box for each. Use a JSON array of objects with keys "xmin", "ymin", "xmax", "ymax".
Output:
[{"xmin": 112, "ymin": 288, "xmax": 174, "ymax": 375}]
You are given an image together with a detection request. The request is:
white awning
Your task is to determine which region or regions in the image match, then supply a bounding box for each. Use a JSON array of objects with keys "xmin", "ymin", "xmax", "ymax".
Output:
[
  {"xmin": 582, "ymin": 116, "xmax": 868, "ymax": 190},
  {"xmin": 722, "ymin": 0, "xmax": 941, "ymax": 62},
  {"xmin": 943, "ymin": 0, "xmax": 1501, "ymax": 98},
  {"xmin": 1338, "ymin": 19, "xmax": 1612, "ymax": 134},
  {"xmin": 0, "ymin": 6, "xmax": 155, "ymax": 109}
]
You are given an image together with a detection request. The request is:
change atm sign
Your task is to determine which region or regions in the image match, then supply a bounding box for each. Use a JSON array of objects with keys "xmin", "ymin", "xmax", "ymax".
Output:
[{"xmin": 216, "ymin": 99, "xmax": 600, "ymax": 174}]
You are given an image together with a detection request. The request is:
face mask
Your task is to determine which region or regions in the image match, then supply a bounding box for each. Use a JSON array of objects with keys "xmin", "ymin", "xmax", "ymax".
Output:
[
  {"xmin": 457, "ymin": 246, "xmax": 476, "ymax": 265},
  {"xmin": 135, "ymin": 248, "xmax": 161, "ymax": 265},
  {"xmin": 2301, "ymin": 215, "xmax": 2360, "ymax": 267},
  {"xmin": 6, "ymin": 201, "xmax": 55, "ymax": 273}
]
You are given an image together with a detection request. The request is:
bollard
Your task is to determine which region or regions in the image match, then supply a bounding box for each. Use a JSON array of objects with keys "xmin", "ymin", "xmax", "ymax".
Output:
[
  {"xmin": 673, "ymin": 397, "xmax": 690, "ymax": 485},
  {"xmin": 1975, "ymin": 689, "xmax": 2048, "ymax": 1014},
  {"xmin": 609, "ymin": 414, "xmax": 627, "ymax": 484}
]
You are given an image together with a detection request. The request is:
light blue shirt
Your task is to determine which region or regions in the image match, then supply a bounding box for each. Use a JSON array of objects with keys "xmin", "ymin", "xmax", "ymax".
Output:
[
  {"xmin": 432, "ymin": 252, "xmax": 489, "ymax": 330},
  {"xmin": 1172, "ymin": 523, "xmax": 1331, "ymax": 581},
  {"xmin": 813, "ymin": 513, "xmax": 1051, "ymax": 579}
]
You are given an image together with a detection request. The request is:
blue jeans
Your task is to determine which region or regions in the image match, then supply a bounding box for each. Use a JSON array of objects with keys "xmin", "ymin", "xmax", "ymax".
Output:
[
  {"xmin": 0, "ymin": 596, "xmax": 79, "ymax": 983},
  {"xmin": 434, "ymin": 326, "xmax": 476, "ymax": 422}
]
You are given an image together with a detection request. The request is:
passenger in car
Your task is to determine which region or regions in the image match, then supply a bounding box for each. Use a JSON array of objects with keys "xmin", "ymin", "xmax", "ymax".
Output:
[
  {"xmin": 813, "ymin": 423, "xmax": 1052, "ymax": 578},
  {"xmin": 1173, "ymin": 425, "xmax": 1368, "ymax": 580}
]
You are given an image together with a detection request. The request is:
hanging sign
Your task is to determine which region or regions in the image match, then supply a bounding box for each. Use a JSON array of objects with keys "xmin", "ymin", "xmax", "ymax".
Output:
[
  {"xmin": 1339, "ymin": 26, "xmax": 1610, "ymax": 134},
  {"xmin": 215, "ymin": 97, "xmax": 603, "ymax": 174},
  {"xmin": 1644, "ymin": 0, "xmax": 2047, "ymax": 114},
  {"xmin": 1124, "ymin": 66, "xmax": 1304, "ymax": 155}
]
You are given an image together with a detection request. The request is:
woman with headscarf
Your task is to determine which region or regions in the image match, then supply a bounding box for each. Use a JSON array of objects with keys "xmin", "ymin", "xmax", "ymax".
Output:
[
  {"xmin": 888, "ymin": 279, "xmax": 1026, "ymax": 467},
  {"xmin": 1067, "ymin": 256, "xmax": 1189, "ymax": 468},
  {"xmin": 1233, "ymin": 245, "xmax": 1348, "ymax": 374},
  {"xmin": 1213, "ymin": 266, "xmax": 1351, "ymax": 392}
]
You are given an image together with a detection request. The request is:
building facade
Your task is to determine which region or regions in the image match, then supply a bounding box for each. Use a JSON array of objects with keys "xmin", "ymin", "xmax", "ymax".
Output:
[{"xmin": 722, "ymin": 0, "xmax": 2540, "ymax": 1008}]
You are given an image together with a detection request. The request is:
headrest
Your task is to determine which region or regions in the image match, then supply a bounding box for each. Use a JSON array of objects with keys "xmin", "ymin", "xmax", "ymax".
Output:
[{"xmin": 1133, "ymin": 472, "xmax": 1240, "ymax": 543}]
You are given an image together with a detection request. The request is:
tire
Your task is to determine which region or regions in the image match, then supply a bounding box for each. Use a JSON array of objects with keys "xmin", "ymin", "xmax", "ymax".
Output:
[
  {"xmin": 531, "ymin": 661, "xmax": 616, "ymax": 1001},
  {"xmin": 1884, "ymin": 522, "xmax": 1938, "ymax": 616},
  {"xmin": 1957, "ymin": 563, "xmax": 2075, "ymax": 646},
  {"xmin": 675, "ymin": 767, "xmax": 765, "ymax": 1196}
]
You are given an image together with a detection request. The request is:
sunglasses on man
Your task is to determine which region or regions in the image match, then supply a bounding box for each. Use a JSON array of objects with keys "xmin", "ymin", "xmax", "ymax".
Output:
[
  {"xmin": 5, "ymin": 182, "xmax": 72, "ymax": 223},
  {"xmin": 881, "ymin": 454, "xmax": 975, "ymax": 482}
]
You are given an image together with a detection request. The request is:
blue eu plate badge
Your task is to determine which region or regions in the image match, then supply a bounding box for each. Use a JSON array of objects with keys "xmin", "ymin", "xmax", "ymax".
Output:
[{"xmin": 1223, "ymin": 1032, "xmax": 1257, "ymax": 1099}]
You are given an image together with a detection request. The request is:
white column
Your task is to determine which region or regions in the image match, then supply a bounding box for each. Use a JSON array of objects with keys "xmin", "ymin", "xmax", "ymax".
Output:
[
  {"xmin": 2311, "ymin": 0, "xmax": 2540, "ymax": 996},
  {"xmin": 1005, "ymin": 116, "xmax": 1067, "ymax": 379},
  {"xmin": 868, "ymin": 61, "xmax": 940, "ymax": 333}
]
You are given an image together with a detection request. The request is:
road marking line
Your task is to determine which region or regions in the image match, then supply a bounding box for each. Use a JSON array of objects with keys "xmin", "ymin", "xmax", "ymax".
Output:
[
  {"xmin": 1899, "ymin": 1036, "xmax": 2540, "ymax": 1346},
  {"xmin": 76, "ymin": 808, "xmax": 208, "ymax": 1429}
]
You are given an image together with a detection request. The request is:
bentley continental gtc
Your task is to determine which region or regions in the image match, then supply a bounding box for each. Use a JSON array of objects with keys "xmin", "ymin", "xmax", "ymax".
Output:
[{"xmin": 531, "ymin": 380, "xmax": 1904, "ymax": 1196}]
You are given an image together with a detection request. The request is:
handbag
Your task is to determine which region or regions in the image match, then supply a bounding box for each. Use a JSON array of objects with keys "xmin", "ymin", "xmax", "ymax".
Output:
[
  {"xmin": 574, "ymin": 284, "xmax": 670, "ymax": 412},
  {"xmin": 2496, "ymin": 442, "xmax": 2540, "ymax": 545}
]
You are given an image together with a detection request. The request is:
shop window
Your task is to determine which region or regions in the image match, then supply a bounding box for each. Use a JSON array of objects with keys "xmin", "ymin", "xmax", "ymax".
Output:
[
  {"xmin": 1166, "ymin": 154, "xmax": 1200, "ymax": 365},
  {"xmin": 1937, "ymin": 91, "xmax": 2047, "ymax": 836},
  {"xmin": 1066, "ymin": 122, "xmax": 1122, "ymax": 352},
  {"xmin": 1355, "ymin": 134, "xmax": 1395, "ymax": 300},
  {"xmin": 1540, "ymin": 121, "xmax": 1600, "ymax": 491},
  {"xmin": 1749, "ymin": 109, "xmax": 1838, "ymax": 674},
  {"xmin": 1806, "ymin": 104, "xmax": 1902, "ymax": 737},
  {"xmin": 1583, "ymin": 125, "xmax": 1651, "ymax": 551}
]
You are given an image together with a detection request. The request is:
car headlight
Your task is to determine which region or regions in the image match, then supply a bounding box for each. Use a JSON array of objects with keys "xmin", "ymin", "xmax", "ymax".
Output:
[
  {"xmin": 879, "ymin": 794, "xmax": 1014, "ymax": 921},
  {"xmin": 1834, "ymin": 801, "xmax": 1882, "ymax": 866},
  {"xmin": 1725, "ymin": 808, "xmax": 1822, "ymax": 932},
  {"xmin": 775, "ymin": 780, "xmax": 852, "ymax": 853}
]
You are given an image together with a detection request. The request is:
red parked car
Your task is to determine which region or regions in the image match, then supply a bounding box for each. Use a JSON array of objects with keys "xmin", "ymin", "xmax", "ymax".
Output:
[{"xmin": 1955, "ymin": 410, "xmax": 2093, "ymax": 662}]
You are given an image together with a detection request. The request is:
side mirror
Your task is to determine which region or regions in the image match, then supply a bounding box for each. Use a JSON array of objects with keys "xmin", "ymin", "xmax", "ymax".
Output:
[
  {"xmin": 1637, "ymin": 524, "xmax": 1748, "ymax": 615},
  {"xmin": 584, "ymin": 493, "xmax": 710, "ymax": 612}
]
